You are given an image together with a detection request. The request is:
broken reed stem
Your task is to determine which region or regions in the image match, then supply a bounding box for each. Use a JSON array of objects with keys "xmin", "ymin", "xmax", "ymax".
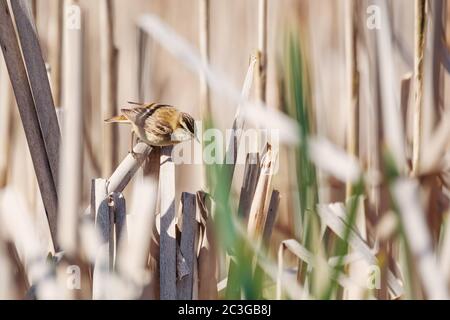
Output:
[
  {"xmin": 176, "ymin": 193, "xmax": 197, "ymax": 300},
  {"xmin": 345, "ymin": 0, "xmax": 359, "ymax": 199},
  {"xmin": 107, "ymin": 142, "xmax": 153, "ymax": 194},
  {"xmin": 91, "ymin": 178, "xmax": 111, "ymax": 299},
  {"xmin": 100, "ymin": 0, "xmax": 119, "ymax": 177},
  {"xmin": 159, "ymin": 146, "xmax": 177, "ymax": 300},
  {"xmin": 196, "ymin": 191, "xmax": 218, "ymax": 299},
  {"xmin": 256, "ymin": 0, "xmax": 268, "ymax": 103},
  {"xmin": 412, "ymin": 0, "xmax": 427, "ymax": 176},
  {"xmin": 115, "ymin": 148, "xmax": 160, "ymax": 298},
  {"xmin": 247, "ymin": 146, "xmax": 275, "ymax": 244},
  {"xmin": 57, "ymin": 4, "xmax": 83, "ymax": 255},
  {"xmin": 221, "ymin": 56, "xmax": 258, "ymax": 198}
]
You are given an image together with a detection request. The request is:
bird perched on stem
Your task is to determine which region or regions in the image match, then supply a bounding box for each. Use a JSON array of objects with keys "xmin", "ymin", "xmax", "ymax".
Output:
[{"xmin": 105, "ymin": 102, "xmax": 198, "ymax": 152}]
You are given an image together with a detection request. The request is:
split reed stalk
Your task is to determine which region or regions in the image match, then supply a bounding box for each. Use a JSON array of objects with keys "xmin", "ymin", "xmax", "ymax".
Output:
[
  {"xmin": 159, "ymin": 146, "xmax": 177, "ymax": 300},
  {"xmin": 412, "ymin": 0, "xmax": 427, "ymax": 176}
]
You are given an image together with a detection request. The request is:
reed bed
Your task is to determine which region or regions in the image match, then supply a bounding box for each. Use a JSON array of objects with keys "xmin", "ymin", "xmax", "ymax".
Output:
[{"xmin": 0, "ymin": 0, "xmax": 450, "ymax": 301}]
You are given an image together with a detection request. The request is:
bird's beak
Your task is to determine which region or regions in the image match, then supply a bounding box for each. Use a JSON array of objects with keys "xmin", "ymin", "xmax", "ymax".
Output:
[{"xmin": 194, "ymin": 132, "xmax": 200, "ymax": 144}]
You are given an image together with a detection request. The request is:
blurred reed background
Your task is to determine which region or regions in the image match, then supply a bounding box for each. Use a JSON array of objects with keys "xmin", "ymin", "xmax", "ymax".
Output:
[{"xmin": 0, "ymin": 0, "xmax": 450, "ymax": 300}]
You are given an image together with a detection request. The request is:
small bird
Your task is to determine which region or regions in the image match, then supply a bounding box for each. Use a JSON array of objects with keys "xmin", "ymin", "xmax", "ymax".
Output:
[{"xmin": 105, "ymin": 102, "xmax": 198, "ymax": 152}]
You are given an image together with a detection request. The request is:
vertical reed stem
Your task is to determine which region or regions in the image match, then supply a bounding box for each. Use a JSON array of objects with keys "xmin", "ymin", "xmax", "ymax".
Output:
[
  {"xmin": 256, "ymin": 0, "xmax": 268, "ymax": 103},
  {"xmin": 160, "ymin": 146, "xmax": 177, "ymax": 300},
  {"xmin": 412, "ymin": 0, "xmax": 427, "ymax": 176},
  {"xmin": 199, "ymin": 0, "xmax": 211, "ymax": 119},
  {"xmin": 58, "ymin": 2, "xmax": 83, "ymax": 256},
  {"xmin": 0, "ymin": 0, "xmax": 60, "ymax": 251},
  {"xmin": 345, "ymin": 0, "xmax": 359, "ymax": 199},
  {"xmin": 199, "ymin": 0, "xmax": 211, "ymax": 190},
  {"xmin": 48, "ymin": 0, "xmax": 63, "ymax": 107},
  {"xmin": 100, "ymin": 0, "xmax": 119, "ymax": 177}
]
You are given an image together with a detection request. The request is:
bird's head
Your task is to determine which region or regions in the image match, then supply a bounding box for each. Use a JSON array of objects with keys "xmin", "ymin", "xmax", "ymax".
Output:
[{"xmin": 179, "ymin": 112, "xmax": 200, "ymax": 143}]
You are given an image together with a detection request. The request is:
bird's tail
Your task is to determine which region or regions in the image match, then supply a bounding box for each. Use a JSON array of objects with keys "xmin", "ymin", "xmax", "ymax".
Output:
[{"xmin": 104, "ymin": 115, "xmax": 130, "ymax": 123}]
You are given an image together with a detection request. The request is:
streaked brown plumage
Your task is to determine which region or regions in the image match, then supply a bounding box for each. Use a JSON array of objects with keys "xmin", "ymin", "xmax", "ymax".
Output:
[{"xmin": 105, "ymin": 102, "xmax": 197, "ymax": 147}]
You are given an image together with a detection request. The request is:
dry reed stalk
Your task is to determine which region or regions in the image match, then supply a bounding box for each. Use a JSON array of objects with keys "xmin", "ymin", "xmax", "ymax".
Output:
[
  {"xmin": 262, "ymin": 190, "xmax": 280, "ymax": 244},
  {"xmin": 412, "ymin": 0, "xmax": 447, "ymax": 253},
  {"xmin": 238, "ymin": 153, "xmax": 261, "ymax": 219},
  {"xmin": 47, "ymin": 0, "xmax": 63, "ymax": 107},
  {"xmin": 91, "ymin": 178, "xmax": 111, "ymax": 299},
  {"xmin": 83, "ymin": 143, "xmax": 153, "ymax": 227},
  {"xmin": 31, "ymin": 0, "xmax": 37, "ymax": 20},
  {"xmin": 393, "ymin": 178, "xmax": 448, "ymax": 299},
  {"xmin": 199, "ymin": 0, "xmax": 211, "ymax": 192},
  {"xmin": 400, "ymin": 73, "xmax": 413, "ymax": 143},
  {"xmin": 115, "ymin": 149, "xmax": 160, "ymax": 299},
  {"xmin": 137, "ymin": 28, "xmax": 150, "ymax": 101},
  {"xmin": 100, "ymin": 0, "xmax": 119, "ymax": 177},
  {"xmin": 0, "ymin": 0, "xmax": 60, "ymax": 251},
  {"xmin": 318, "ymin": 203, "xmax": 403, "ymax": 298},
  {"xmin": 197, "ymin": 191, "xmax": 218, "ymax": 299},
  {"xmin": 10, "ymin": 0, "xmax": 61, "ymax": 186},
  {"xmin": 106, "ymin": 143, "xmax": 153, "ymax": 194},
  {"xmin": 412, "ymin": 0, "xmax": 427, "ymax": 176},
  {"xmin": 225, "ymin": 152, "xmax": 261, "ymax": 299},
  {"xmin": 247, "ymin": 145, "xmax": 276, "ymax": 245},
  {"xmin": 422, "ymin": 109, "xmax": 450, "ymax": 173},
  {"xmin": 0, "ymin": 55, "xmax": 13, "ymax": 188},
  {"xmin": 345, "ymin": 0, "xmax": 359, "ymax": 198},
  {"xmin": 176, "ymin": 193, "xmax": 197, "ymax": 300},
  {"xmin": 276, "ymin": 240, "xmax": 358, "ymax": 299},
  {"xmin": 343, "ymin": 198, "xmax": 368, "ymax": 300},
  {"xmin": 276, "ymin": 239, "xmax": 311, "ymax": 299},
  {"xmin": 223, "ymin": 56, "xmax": 257, "ymax": 187},
  {"xmin": 159, "ymin": 146, "xmax": 177, "ymax": 299},
  {"xmin": 199, "ymin": 0, "xmax": 211, "ymax": 119},
  {"xmin": 373, "ymin": 0, "xmax": 406, "ymax": 171},
  {"xmin": 344, "ymin": 2, "xmax": 365, "ymax": 293},
  {"xmin": 112, "ymin": 192, "xmax": 127, "ymax": 255},
  {"xmin": 252, "ymin": 189, "xmax": 280, "ymax": 298},
  {"xmin": 231, "ymin": 222, "xmax": 306, "ymax": 300},
  {"xmin": 57, "ymin": 4, "xmax": 83, "ymax": 256},
  {"xmin": 256, "ymin": 0, "xmax": 267, "ymax": 103},
  {"xmin": 421, "ymin": 0, "xmax": 446, "ymax": 173}
]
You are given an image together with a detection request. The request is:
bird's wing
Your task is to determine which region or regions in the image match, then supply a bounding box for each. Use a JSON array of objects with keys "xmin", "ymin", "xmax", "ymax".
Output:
[
  {"xmin": 122, "ymin": 104, "xmax": 164, "ymax": 123},
  {"xmin": 122, "ymin": 104, "xmax": 177, "ymax": 137},
  {"xmin": 143, "ymin": 106, "xmax": 178, "ymax": 136}
]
